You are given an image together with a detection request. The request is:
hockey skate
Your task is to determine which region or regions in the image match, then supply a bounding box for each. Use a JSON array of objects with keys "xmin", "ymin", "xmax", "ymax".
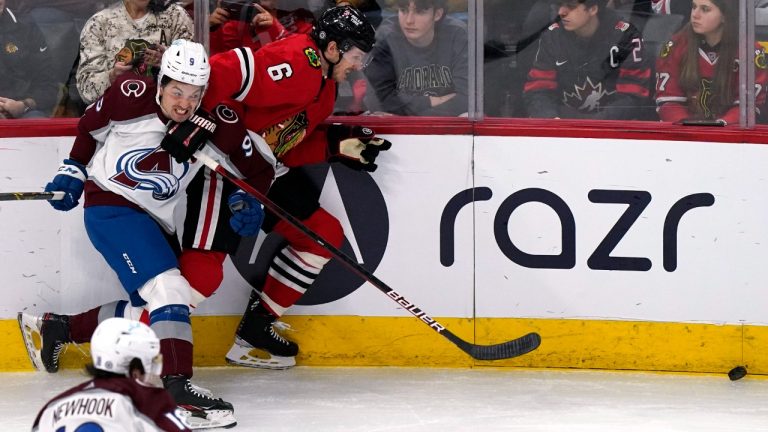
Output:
[
  {"xmin": 18, "ymin": 312, "xmax": 72, "ymax": 373},
  {"xmin": 163, "ymin": 375, "xmax": 237, "ymax": 429},
  {"xmin": 225, "ymin": 320, "xmax": 298, "ymax": 370}
]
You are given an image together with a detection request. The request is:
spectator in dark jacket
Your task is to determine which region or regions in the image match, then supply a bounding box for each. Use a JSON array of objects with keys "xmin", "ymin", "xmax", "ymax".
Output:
[
  {"xmin": 523, "ymin": 0, "xmax": 651, "ymax": 119},
  {"xmin": 0, "ymin": 0, "xmax": 57, "ymax": 118}
]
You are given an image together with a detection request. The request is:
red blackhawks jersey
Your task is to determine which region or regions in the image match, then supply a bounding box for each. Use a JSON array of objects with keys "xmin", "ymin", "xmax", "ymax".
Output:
[
  {"xmin": 655, "ymin": 32, "xmax": 768, "ymax": 123},
  {"xmin": 203, "ymin": 33, "xmax": 336, "ymax": 168},
  {"xmin": 71, "ymin": 73, "xmax": 274, "ymax": 233},
  {"xmin": 33, "ymin": 377, "xmax": 188, "ymax": 432}
]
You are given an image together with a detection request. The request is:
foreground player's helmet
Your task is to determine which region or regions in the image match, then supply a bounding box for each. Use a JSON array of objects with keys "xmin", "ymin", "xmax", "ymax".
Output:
[
  {"xmin": 158, "ymin": 39, "xmax": 210, "ymax": 87},
  {"xmin": 91, "ymin": 318, "xmax": 162, "ymax": 377},
  {"xmin": 311, "ymin": 6, "xmax": 376, "ymax": 54}
]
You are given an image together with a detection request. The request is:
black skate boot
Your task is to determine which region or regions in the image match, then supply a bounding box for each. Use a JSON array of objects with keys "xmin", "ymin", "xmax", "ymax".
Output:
[
  {"xmin": 163, "ymin": 375, "xmax": 237, "ymax": 429},
  {"xmin": 225, "ymin": 292, "xmax": 298, "ymax": 369},
  {"xmin": 40, "ymin": 313, "xmax": 72, "ymax": 373}
]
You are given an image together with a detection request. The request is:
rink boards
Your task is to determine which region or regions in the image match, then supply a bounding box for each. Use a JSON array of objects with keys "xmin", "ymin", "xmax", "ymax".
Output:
[{"xmin": 1, "ymin": 133, "xmax": 767, "ymax": 373}]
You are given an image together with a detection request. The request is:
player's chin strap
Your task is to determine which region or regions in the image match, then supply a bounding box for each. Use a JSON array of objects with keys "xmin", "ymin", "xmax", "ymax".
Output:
[{"xmin": 322, "ymin": 46, "xmax": 346, "ymax": 79}]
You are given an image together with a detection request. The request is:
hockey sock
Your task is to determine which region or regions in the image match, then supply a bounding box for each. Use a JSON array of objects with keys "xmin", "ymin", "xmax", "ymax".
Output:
[
  {"xmin": 150, "ymin": 305, "xmax": 194, "ymax": 377},
  {"xmin": 259, "ymin": 246, "xmax": 327, "ymax": 316},
  {"xmin": 68, "ymin": 306, "xmax": 99, "ymax": 343},
  {"xmin": 159, "ymin": 338, "xmax": 194, "ymax": 378}
]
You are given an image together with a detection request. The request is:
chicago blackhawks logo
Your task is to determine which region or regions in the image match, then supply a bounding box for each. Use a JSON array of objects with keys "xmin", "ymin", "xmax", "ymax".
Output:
[
  {"xmin": 698, "ymin": 78, "xmax": 713, "ymax": 119},
  {"xmin": 260, "ymin": 112, "xmax": 309, "ymax": 157},
  {"xmin": 304, "ymin": 47, "xmax": 321, "ymax": 68},
  {"xmin": 755, "ymin": 48, "xmax": 768, "ymax": 69},
  {"xmin": 660, "ymin": 40, "xmax": 673, "ymax": 58},
  {"xmin": 110, "ymin": 148, "xmax": 190, "ymax": 200}
]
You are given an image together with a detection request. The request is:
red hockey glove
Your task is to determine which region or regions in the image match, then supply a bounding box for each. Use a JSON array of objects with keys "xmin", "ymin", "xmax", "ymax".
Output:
[
  {"xmin": 327, "ymin": 124, "xmax": 392, "ymax": 172},
  {"xmin": 160, "ymin": 109, "xmax": 217, "ymax": 163}
]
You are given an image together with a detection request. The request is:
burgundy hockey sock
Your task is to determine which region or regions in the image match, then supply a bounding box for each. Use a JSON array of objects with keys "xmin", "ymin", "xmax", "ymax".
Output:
[
  {"xmin": 160, "ymin": 338, "xmax": 193, "ymax": 378},
  {"xmin": 68, "ymin": 307, "xmax": 100, "ymax": 343}
]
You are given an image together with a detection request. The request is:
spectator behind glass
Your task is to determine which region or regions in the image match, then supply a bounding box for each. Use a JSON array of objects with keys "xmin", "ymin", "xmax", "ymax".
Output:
[
  {"xmin": 655, "ymin": 0, "xmax": 768, "ymax": 125},
  {"xmin": 523, "ymin": 0, "xmax": 651, "ymax": 119},
  {"xmin": 0, "ymin": 0, "xmax": 57, "ymax": 118},
  {"xmin": 76, "ymin": 0, "xmax": 193, "ymax": 105},
  {"xmin": 220, "ymin": 0, "xmax": 314, "ymax": 53},
  {"xmin": 364, "ymin": 0, "xmax": 468, "ymax": 116},
  {"xmin": 179, "ymin": 0, "xmax": 232, "ymax": 54}
]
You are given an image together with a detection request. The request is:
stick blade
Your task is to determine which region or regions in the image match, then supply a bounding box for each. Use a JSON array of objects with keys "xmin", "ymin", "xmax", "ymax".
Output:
[{"xmin": 469, "ymin": 332, "xmax": 541, "ymax": 361}]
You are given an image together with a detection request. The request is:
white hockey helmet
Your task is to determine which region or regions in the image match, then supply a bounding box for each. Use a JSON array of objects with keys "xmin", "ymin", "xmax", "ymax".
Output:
[
  {"xmin": 158, "ymin": 39, "xmax": 210, "ymax": 87},
  {"xmin": 90, "ymin": 317, "xmax": 162, "ymax": 377}
]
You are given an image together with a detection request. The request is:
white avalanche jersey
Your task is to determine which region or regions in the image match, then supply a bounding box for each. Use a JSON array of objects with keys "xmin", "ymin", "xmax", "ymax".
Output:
[
  {"xmin": 33, "ymin": 378, "xmax": 188, "ymax": 431},
  {"xmin": 71, "ymin": 74, "xmax": 276, "ymax": 234},
  {"xmin": 74, "ymin": 74, "xmax": 203, "ymax": 233}
]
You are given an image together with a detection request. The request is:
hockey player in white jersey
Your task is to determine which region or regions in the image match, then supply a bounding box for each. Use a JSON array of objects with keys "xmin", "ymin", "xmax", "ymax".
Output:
[
  {"xmin": 33, "ymin": 317, "xmax": 189, "ymax": 432},
  {"xmin": 19, "ymin": 39, "xmax": 276, "ymax": 429}
]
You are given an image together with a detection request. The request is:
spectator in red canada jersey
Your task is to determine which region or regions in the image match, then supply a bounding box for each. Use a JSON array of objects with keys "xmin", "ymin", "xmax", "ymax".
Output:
[{"xmin": 655, "ymin": 0, "xmax": 768, "ymax": 124}]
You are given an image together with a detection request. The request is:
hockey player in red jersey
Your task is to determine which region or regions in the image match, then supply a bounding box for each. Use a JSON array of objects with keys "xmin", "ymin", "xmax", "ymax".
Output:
[
  {"xmin": 174, "ymin": 6, "xmax": 391, "ymax": 370},
  {"xmin": 33, "ymin": 318, "xmax": 189, "ymax": 432},
  {"xmin": 19, "ymin": 39, "xmax": 276, "ymax": 429},
  {"xmin": 654, "ymin": 0, "xmax": 768, "ymax": 124}
]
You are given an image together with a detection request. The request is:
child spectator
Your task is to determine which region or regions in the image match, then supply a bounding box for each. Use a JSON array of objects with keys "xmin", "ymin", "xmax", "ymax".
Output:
[{"xmin": 364, "ymin": 0, "xmax": 469, "ymax": 116}]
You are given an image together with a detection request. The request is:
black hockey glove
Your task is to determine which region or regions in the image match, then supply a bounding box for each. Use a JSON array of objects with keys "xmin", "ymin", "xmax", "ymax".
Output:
[
  {"xmin": 326, "ymin": 124, "xmax": 392, "ymax": 172},
  {"xmin": 160, "ymin": 109, "xmax": 217, "ymax": 163}
]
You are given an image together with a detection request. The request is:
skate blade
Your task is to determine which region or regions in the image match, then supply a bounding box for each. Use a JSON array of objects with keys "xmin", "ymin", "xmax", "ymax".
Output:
[
  {"xmin": 177, "ymin": 407, "xmax": 237, "ymax": 430},
  {"xmin": 17, "ymin": 312, "xmax": 44, "ymax": 372},
  {"xmin": 225, "ymin": 344, "xmax": 296, "ymax": 370}
]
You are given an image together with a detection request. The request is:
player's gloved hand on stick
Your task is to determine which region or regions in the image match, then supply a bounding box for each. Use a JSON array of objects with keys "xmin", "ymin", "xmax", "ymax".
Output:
[
  {"xmin": 44, "ymin": 158, "xmax": 87, "ymax": 211},
  {"xmin": 160, "ymin": 108, "xmax": 217, "ymax": 163},
  {"xmin": 228, "ymin": 190, "xmax": 265, "ymax": 236},
  {"xmin": 327, "ymin": 124, "xmax": 392, "ymax": 172}
]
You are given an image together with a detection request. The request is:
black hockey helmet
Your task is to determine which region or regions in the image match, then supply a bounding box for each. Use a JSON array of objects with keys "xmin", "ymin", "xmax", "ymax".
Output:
[{"xmin": 311, "ymin": 6, "xmax": 376, "ymax": 54}]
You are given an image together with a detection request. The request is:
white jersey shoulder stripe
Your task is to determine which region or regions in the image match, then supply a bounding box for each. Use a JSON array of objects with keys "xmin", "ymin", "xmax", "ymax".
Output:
[{"xmin": 233, "ymin": 47, "xmax": 256, "ymax": 102}]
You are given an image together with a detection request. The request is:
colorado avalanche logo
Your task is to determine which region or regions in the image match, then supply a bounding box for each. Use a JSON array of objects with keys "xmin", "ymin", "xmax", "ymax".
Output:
[
  {"xmin": 215, "ymin": 104, "xmax": 240, "ymax": 124},
  {"xmin": 110, "ymin": 147, "xmax": 189, "ymax": 200}
]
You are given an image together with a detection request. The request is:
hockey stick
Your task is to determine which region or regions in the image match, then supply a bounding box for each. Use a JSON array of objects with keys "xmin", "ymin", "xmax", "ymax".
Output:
[
  {"xmin": 0, "ymin": 191, "xmax": 64, "ymax": 201},
  {"xmin": 194, "ymin": 152, "xmax": 541, "ymax": 360}
]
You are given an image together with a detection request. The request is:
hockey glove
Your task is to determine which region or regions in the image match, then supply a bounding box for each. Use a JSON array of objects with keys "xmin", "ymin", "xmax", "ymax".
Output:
[
  {"xmin": 44, "ymin": 158, "xmax": 87, "ymax": 211},
  {"xmin": 327, "ymin": 124, "xmax": 392, "ymax": 172},
  {"xmin": 228, "ymin": 190, "xmax": 265, "ymax": 237},
  {"xmin": 160, "ymin": 109, "xmax": 217, "ymax": 163}
]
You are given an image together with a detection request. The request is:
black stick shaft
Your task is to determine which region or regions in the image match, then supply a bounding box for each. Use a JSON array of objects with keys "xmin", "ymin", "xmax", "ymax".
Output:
[
  {"xmin": 195, "ymin": 152, "xmax": 541, "ymax": 360},
  {"xmin": 0, "ymin": 191, "xmax": 64, "ymax": 201}
]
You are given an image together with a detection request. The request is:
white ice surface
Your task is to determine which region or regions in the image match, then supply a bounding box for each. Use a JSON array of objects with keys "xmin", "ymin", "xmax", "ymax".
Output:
[{"xmin": 4, "ymin": 366, "xmax": 768, "ymax": 431}]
